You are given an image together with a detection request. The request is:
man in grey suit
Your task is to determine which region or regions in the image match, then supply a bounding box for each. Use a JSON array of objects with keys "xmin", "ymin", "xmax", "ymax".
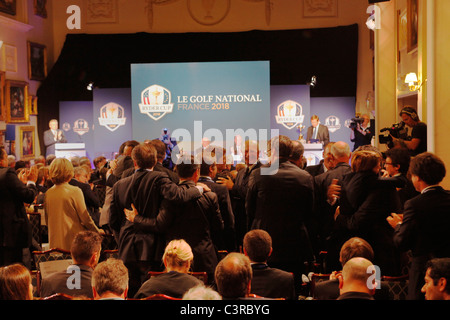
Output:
[
  {"xmin": 306, "ymin": 115, "xmax": 330, "ymax": 146},
  {"xmin": 43, "ymin": 119, "xmax": 67, "ymax": 156}
]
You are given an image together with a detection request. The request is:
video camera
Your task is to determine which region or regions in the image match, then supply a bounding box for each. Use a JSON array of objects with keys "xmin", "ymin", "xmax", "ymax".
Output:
[
  {"xmin": 379, "ymin": 121, "xmax": 407, "ymax": 148},
  {"xmin": 349, "ymin": 117, "xmax": 365, "ymax": 130}
]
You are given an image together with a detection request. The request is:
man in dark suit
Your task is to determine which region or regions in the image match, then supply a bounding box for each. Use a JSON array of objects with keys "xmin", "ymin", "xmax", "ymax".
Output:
[
  {"xmin": 217, "ymin": 140, "xmax": 262, "ymax": 250},
  {"xmin": 70, "ymin": 166, "xmax": 101, "ymax": 227},
  {"xmin": 40, "ymin": 231, "xmax": 103, "ymax": 298},
  {"xmin": 199, "ymin": 154, "xmax": 236, "ymax": 252},
  {"xmin": 246, "ymin": 135, "xmax": 315, "ymax": 295},
  {"xmin": 124, "ymin": 154, "xmax": 224, "ymax": 285},
  {"xmin": 148, "ymin": 139, "xmax": 179, "ymax": 183},
  {"xmin": 0, "ymin": 146, "xmax": 38, "ymax": 267},
  {"xmin": 306, "ymin": 115, "xmax": 330, "ymax": 146},
  {"xmin": 43, "ymin": 119, "xmax": 67, "ymax": 156},
  {"xmin": 387, "ymin": 152, "xmax": 450, "ymax": 300},
  {"xmin": 243, "ymin": 229, "xmax": 296, "ymax": 300},
  {"xmin": 109, "ymin": 143, "xmax": 204, "ymax": 296},
  {"xmin": 313, "ymin": 141, "xmax": 352, "ymax": 271}
]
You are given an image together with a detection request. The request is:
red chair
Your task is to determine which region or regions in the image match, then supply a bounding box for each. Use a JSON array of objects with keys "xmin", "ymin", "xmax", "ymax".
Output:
[{"xmin": 140, "ymin": 294, "xmax": 181, "ymax": 300}]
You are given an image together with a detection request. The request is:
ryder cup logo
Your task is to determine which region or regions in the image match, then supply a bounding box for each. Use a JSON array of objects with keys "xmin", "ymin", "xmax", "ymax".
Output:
[
  {"xmin": 325, "ymin": 115, "xmax": 341, "ymax": 133},
  {"xmin": 73, "ymin": 119, "xmax": 89, "ymax": 136},
  {"xmin": 98, "ymin": 102, "xmax": 127, "ymax": 132},
  {"xmin": 139, "ymin": 85, "xmax": 174, "ymax": 121},
  {"xmin": 275, "ymin": 100, "xmax": 305, "ymax": 130}
]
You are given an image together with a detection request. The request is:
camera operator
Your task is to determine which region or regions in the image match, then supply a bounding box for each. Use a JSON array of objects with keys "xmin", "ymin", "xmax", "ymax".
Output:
[
  {"xmin": 391, "ymin": 107, "xmax": 427, "ymax": 156},
  {"xmin": 350, "ymin": 114, "xmax": 374, "ymax": 151}
]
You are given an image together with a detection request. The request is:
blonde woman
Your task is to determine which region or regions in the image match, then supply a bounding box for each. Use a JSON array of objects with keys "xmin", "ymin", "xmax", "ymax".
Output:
[
  {"xmin": 44, "ymin": 158, "xmax": 103, "ymax": 251},
  {"xmin": 133, "ymin": 239, "xmax": 203, "ymax": 299}
]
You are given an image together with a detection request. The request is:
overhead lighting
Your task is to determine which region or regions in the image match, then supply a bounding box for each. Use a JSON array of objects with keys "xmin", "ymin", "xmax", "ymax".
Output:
[
  {"xmin": 87, "ymin": 82, "xmax": 94, "ymax": 91},
  {"xmin": 405, "ymin": 73, "xmax": 423, "ymax": 92}
]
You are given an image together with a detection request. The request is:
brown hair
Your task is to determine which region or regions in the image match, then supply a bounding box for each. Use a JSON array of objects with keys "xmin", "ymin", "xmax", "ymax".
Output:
[
  {"xmin": 351, "ymin": 150, "xmax": 381, "ymax": 173},
  {"xmin": 0, "ymin": 264, "xmax": 33, "ymax": 300}
]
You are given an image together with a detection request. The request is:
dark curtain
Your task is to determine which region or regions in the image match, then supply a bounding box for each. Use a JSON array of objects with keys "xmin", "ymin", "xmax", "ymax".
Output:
[{"xmin": 37, "ymin": 24, "xmax": 359, "ymax": 155}]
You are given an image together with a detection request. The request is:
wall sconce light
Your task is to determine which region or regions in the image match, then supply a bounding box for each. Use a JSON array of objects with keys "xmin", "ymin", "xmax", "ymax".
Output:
[
  {"xmin": 0, "ymin": 41, "xmax": 3, "ymax": 49},
  {"xmin": 405, "ymin": 72, "xmax": 423, "ymax": 92}
]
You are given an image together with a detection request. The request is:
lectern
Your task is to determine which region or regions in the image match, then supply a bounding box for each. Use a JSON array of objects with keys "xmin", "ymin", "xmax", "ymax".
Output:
[
  {"xmin": 303, "ymin": 143, "xmax": 324, "ymax": 166},
  {"xmin": 55, "ymin": 143, "xmax": 86, "ymax": 159}
]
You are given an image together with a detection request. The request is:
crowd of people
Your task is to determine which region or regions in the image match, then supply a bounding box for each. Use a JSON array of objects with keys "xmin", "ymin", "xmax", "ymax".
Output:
[{"xmin": 1, "ymin": 125, "xmax": 450, "ymax": 301}]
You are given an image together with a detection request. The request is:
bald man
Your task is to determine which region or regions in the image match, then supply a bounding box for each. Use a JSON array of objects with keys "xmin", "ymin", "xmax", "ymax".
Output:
[{"xmin": 337, "ymin": 257, "xmax": 378, "ymax": 300}]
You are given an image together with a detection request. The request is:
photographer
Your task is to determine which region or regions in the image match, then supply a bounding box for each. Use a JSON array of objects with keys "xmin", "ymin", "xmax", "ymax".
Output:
[
  {"xmin": 391, "ymin": 107, "xmax": 427, "ymax": 156},
  {"xmin": 350, "ymin": 114, "xmax": 374, "ymax": 151}
]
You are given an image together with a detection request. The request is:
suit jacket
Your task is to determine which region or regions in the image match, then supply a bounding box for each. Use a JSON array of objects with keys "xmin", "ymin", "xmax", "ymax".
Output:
[
  {"xmin": 250, "ymin": 263, "xmax": 296, "ymax": 300},
  {"xmin": 69, "ymin": 179, "xmax": 101, "ymax": 226},
  {"xmin": 306, "ymin": 124, "xmax": 330, "ymax": 146},
  {"xmin": 134, "ymin": 271, "xmax": 202, "ymax": 299},
  {"xmin": 40, "ymin": 264, "xmax": 94, "ymax": 298},
  {"xmin": 109, "ymin": 170, "xmax": 202, "ymax": 264},
  {"xmin": 0, "ymin": 167, "xmax": 37, "ymax": 250},
  {"xmin": 393, "ymin": 186, "xmax": 450, "ymax": 299},
  {"xmin": 44, "ymin": 183, "xmax": 100, "ymax": 251},
  {"xmin": 246, "ymin": 160, "xmax": 315, "ymax": 271},
  {"xmin": 198, "ymin": 176, "xmax": 236, "ymax": 251},
  {"xmin": 132, "ymin": 180, "xmax": 224, "ymax": 277},
  {"xmin": 43, "ymin": 129, "xmax": 67, "ymax": 156},
  {"xmin": 305, "ymin": 160, "xmax": 325, "ymax": 177},
  {"xmin": 314, "ymin": 278, "xmax": 390, "ymax": 300},
  {"xmin": 337, "ymin": 291, "xmax": 375, "ymax": 300}
]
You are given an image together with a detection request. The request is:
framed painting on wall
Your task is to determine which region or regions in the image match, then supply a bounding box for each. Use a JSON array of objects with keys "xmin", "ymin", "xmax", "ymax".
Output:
[
  {"xmin": 5, "ymin": 80, "xmax": 29, "ymax": 123},
  {"xmin": 0, "ymin": 71, "xmax": 5, "ymax": 121},
  {"xmin": 27, "ymin": 42, "xmax": 47, "ymax": 81},
  {"xmin": 407, "ymin": 0, "xmax": 418, "ymax": 53},
  {"xmin": 29, "ymin": 95, "xmax": 38, "ymax": 115},
  {"xmin": 0, "ymin": 0, "xmax": 17, "ymax": 16},
  {"xmin": 19, "ymin": 126, "xmax": 35, "ymax": 159}
]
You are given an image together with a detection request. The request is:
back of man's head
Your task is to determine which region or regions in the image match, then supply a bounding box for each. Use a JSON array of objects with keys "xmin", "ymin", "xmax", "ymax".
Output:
[
  {"xmin": 70, "ymin": 231, "xmax": 103, "ymax": 265},
  {"xmin": 176, "ymin": 155, "xmax": 199, "ymax": 179},
  {"xmin": 289, "ymin": 140, "xmax": 304, "ymax": 163},
  {"xmin": 339, "ymin": 237, "xmax": 374, "ymax": 266},
  {"xmin": 91, "ymin": 258, "xmax": 128, "ymax": 299},
  {"xmin": 131, "ymin": 143, "xmax": 157, "ymax": 170},
  {"xmin": 148, "ymin": 139, "xmax": 167, "ymax": 162},
  {"xmin": 340, "ymin": 257, "xmax": 376, "ymax": 294},
  {"xmin": 243, "ymin": 229, "xmax": 272, "ymax": 263},
  {"xmin": 331, "ymin": 141, "xmax": 351, "ymax": 163},
  {"xmin": 215, "ymin": 253, "xmax": 252, "ymax": 298},
  {"xmin": 409, "ymin": 152, "xmax": 446, "ymax": 186}
]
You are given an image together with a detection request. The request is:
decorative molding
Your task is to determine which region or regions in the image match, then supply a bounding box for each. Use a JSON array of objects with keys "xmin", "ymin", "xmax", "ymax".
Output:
[
  {"xmin": 85, "ymin": 0, "xmax": 118, "ymax": 24},
  {"xmin": 303, "ymin": 0, "xmax": 338, "ymax": 18},
  {"xmin": 0, "ymin": 14, "xmax": 34, "ymax": 32}
]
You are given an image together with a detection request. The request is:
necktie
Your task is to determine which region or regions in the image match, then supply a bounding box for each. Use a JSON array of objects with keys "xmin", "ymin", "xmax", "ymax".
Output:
[{"xmin": 313, "ymin": 127, "xmax": 318, "ymax": 139}]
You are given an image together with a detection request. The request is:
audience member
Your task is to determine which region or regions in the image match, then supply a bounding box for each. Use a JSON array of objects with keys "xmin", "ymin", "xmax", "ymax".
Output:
[
  {"xmin": 243, "ymin": 229, "xmax": 295, "ymax": 300},
  {"xmin": 148, "ymin": 138, "xmax": 179, "ymax": 183},
  {"xmin": 69, "ymin": 166, "xmax": 101, "ymax": 227},
  {"xmin": 199, "ymin": 154, "xmax": 236, "ymax": 252},
  {"xmin": 0, "ymin": 263, "xmax": 34, "ymax": 300},
  {"xmin": 109, "ymin": 143, "xmax": 204, "ymax": 296},
  {"xmin": 336, "ymin": 257, "xmax": 377, "ymax": 300},
  {"xmin": 91, "ymin": 258, "xmax": 129, "ymax": 300},
  {"xmin": 217, "ymin": 140, "xmax": 261, "ymax": 249},
  {"xmin": 313, "ymin": 141, "xmax": 352, "ymax": 271},
  {"xmin": 134, "ymin": 239, "xmax": 203, "ymax": 299},
  {"xmin": 44, "ymin": 158, "xmax": 103, "ymax": 251},
  {"xmin": 387, "ymin": 152, "xmax": 450, "ymax": 300},
  {"xmin": 421, "ymin": 258, "xmax": 450, "ymax": 300},
  {"xmin": 288, "ymin": 139, "xmax": 305, "ymax": 169},
  {"xmin": 392, "ymin": 106, "xmax": 427, "ymax": 156},
  {"xmin": 246, "ymin": 135, "xmax": 314, "ymax": 295},
  {"xmin": 334, "ymin": 149, "xmax": 402, "ymax": 277},
  {"xmin": 214, "ymin": 252, "xmax": 253, "ymax": 299},
  {"xmin": 40, "ymin": 231, "xmax": 103, "ymax": 298},
  {"xmin": 305, "ymin": 142, "xmax": 335, "ymax": 177},
  {"xmin": 0, "ymin": 146, "xmax": 38, "ymax": 267},
  {"xmin": 182, "ymin": 284, "xmax": 222, "ymax": 300},
  {"xmin": 124, "ymin": 154, "xmax": 224, "ymax": 285}
]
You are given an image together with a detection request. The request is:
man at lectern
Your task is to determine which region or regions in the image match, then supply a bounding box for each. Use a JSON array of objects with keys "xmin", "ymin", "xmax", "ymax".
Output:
[
  {"xmin": 306, "ymin": 115, "xmax": 330, "ymax": 146},
  {"xmin": 43, "ymin": 119, "xmax": 67, "ymax": 156}
]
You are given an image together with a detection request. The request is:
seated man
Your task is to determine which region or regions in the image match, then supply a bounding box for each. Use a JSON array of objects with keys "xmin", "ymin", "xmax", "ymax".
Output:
[
  {"xmin": 40, "ymin": 231, "xmax": 103, "ymax": 298},
  {"xmin": 243, "ymin": 229, "xmax": 295, "ymax": 300},
  {"xmin": 336, "ymin": 257, "xmax": 377, "ymax": 300},
  {"xmin": 91, "ymin": 258, "xmax": 129, "ymax": 300},
  {"xmin": 421, "ymin": 258, "xmax": 450, "ymax": 300}
]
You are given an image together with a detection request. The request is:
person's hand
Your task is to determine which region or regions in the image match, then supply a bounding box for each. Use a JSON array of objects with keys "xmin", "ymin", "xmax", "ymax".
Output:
[
  {"xmin": 216, "ymin": 176, "xmax": 234, "ymax": 190},
  {"xmin": 124, "ymin": 203, "xmax": 138, "ymax": 223},
  {"xmin": 196, "ymin": 182, "xmax": 211, "ymax": 193},
  {"xmin": 387, "ymin": 212, "xmax": 403, "ymax": 228},
  {"xmin": 334, "ymin": 206, "xmax": 341, "ymax": 221},
  {"xmin": 327, "ymin": 179, "xmax": 341, "ymax": 203},
  {"xmin": 98, "ymin": 229, "xmax": 106, "ymax": 235}
]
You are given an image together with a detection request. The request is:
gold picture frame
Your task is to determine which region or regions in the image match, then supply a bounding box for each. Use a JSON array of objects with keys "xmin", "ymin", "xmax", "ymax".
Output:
[
  {"xmin": 19, "ymin": 126, "xmax": 36, "ymax": 159},
  {"xmin": 5, "ymin": 80, "xmax": 29, "ymax": 123},
  {"xmin": 27, "ymin": 42, "xmax": 48, "ymax": 81},
  {"xmin": 0, "ymin": 71, "xmax": 5, "ymax": 121},
  {"xmin": 29, "ymin": 95, "xmax": 38, "ymax": 115},
  {"xmin": 407, "ymin": 0, "xmax": 418, "ymax": 54}
]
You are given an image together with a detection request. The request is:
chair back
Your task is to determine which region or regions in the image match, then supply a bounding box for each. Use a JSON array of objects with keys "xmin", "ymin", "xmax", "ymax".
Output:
[
  {"xmin": 32, "ymin": 248, "xmax": 73, "ymax": 280},
  {"xmin": 141, "ymin": 294, "xmax": 181, "ymax": 300},
  {"xmin": 381, "ymin": 274, "xmax": 409, "ymax": 300},
  {"xmin": 42, "ymin": 293, "xmax": 75, "ymax": 300},
  {"xmin": 309, "ymin": 273, "xmax": 331, "ymax": 298}
]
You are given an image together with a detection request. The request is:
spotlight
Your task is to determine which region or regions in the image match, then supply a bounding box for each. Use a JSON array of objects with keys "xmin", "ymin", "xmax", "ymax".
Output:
[
  {"xmin": 308, "ymin": 76, "xmax": 317, "ymax": 88},
  {"xmin": 87, "ymin": 82, "xmax": 94, "ymax": 91}
]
